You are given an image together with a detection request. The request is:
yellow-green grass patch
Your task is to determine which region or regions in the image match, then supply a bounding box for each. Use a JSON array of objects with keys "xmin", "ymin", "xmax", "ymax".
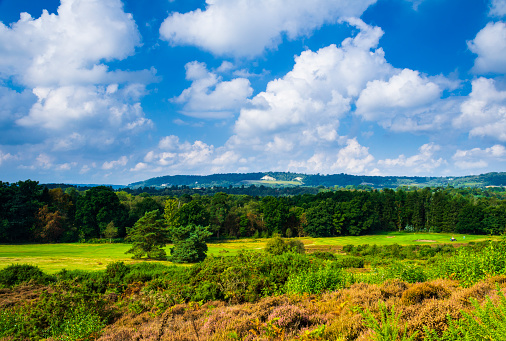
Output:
[{"xmin": 0, "ymin": 232, "xmax": 500, "ymax": 273}]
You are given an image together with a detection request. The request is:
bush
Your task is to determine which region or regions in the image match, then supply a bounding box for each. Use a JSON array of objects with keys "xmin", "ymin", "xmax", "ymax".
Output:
[
  {"xmin": 0, "ymin": 264, "xmax": 53, "ymax": 287},
  {"xmin": 55, "ymin": 269, "xmax": 108, "ymax": 294},
  {"xmin": 265, "ymin": 237, "xmax": 305, "ymax": 255},
  {"xmin": 334, "ymin": 256, "xmax": 364, "ymax": 269},
  {"xmin": 105, "ymin": 261, "xmax": 130, "ymax": 283},
  {"xmin": 425, "ymin": 290, "xmax": 506, "ymax": 341},
  {"xmin": 0, "ymin": 288, "xmax": 111, "ymax": 340},
  {"xmin": 383, "ymin": 263, "xmax": 427, "ymax": 283},
  {"xmin": 310, "ymin": 251, "xmax": 335, "ymax": 261},
  {"xmin": 360, "ymin": 302, "xmax": 418, "ymax": 341},
  {"xmin": 285, "ymin": 266, "xmax": 351, "ymax": 295},
  {"xmin": 401, "ymin": 283, "xmax": 450, "ymax": 305}
]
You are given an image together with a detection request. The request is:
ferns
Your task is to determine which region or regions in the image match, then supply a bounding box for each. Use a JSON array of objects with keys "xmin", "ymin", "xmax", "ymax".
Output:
[{"xmin": 425, "ymin": 289, "xmax": 506, "ymax": 341}]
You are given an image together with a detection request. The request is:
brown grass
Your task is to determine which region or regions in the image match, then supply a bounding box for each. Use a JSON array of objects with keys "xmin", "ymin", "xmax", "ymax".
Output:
[{"xmin": 4, "ymin": 278, "xmax": 505, "ymax": 341}]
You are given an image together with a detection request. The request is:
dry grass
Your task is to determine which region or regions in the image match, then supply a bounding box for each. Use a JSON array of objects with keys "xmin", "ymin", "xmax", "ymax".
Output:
[{"xmin": 92, "ymin": 278, "xmax": 506, "ymax": 341}]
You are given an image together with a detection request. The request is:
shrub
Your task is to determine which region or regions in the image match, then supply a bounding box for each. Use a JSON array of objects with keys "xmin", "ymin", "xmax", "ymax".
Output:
[
  {"xmin": 310, "ymin": 251, "xmax": 336, "ymax": 261},
  {"xmin": 285, "ymin": 267, "xmax": 350, "ymax": 295},
  {"xmin": 401, "ymin": 283, "xmax": 450, "ymax": 305},
  {"xmin": 105, "ymin": 261, "xmax": 130, "ymax": 283},
  {"xmin": 360, "ymin": 302, "xmax": 418, "ymax": 341},
  {"xmin": 265, "ymin": 237, "xmax": 305, "ymax": 255},
  {"xmin": 334, "ymin": 256, "xmax": 364, "ymax": 269},
  {"xmin": 425, "ymin": 290, "xmax": 506, "ymax": 341},
  {"xmin": 0, "ymin": 264, "xmax": 53, "ymax": 287},
  {"xmin": 384, "ymin": 263, "xmax": 427, "ymax": 283},
  {"xmin": 55, "ymin": 269, "xmax": 108, "ymax": 294},
  {"xmin": 0, "ymin": 288, "xmax": 112, "ymax": 340}
]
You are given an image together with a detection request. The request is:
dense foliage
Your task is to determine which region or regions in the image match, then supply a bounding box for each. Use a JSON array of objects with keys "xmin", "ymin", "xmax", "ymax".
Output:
[{"xmin": 1, "ymin": 180, "xmax": 506, "ymax": 244}]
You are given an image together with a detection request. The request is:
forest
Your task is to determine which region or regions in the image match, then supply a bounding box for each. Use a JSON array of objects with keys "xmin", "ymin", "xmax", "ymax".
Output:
[{"xmin": 1, "ymin": 179, "xmax": 506, "ymax": 244}]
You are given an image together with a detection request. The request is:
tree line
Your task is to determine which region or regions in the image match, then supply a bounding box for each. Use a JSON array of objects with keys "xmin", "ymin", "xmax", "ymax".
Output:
[{"xmin": 1, "ymin": 180, "xmax": 505, "ymax": 244}]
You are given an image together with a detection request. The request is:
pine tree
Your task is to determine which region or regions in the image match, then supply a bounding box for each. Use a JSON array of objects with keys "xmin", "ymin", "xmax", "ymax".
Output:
[{"xmin": 125, "ymin": 210, "xmax": 170, "ymax": 260}]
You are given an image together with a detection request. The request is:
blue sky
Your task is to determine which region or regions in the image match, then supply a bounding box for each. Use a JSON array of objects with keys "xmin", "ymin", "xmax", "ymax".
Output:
[{"xmin": 1, "ymin": 0, "xmax": 506, "ymax": 185}]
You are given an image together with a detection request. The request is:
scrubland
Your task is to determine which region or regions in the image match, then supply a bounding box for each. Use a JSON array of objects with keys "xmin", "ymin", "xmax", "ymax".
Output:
[{"xmin": 1, "ymin": 239, "xmax": 506, "ymax": 340}]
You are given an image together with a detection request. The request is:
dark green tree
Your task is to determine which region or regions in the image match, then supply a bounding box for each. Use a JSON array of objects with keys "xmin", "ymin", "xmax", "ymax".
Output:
[
  {"xmin": 168, "ymin": 224, "xmax": 212, "ymax": 263},
  {"xmin": 75, "ymin": 186, "xmax": 128, "ymax": 239},
  {"xmin": 125, "ymin": 210, "xmax": 170, "ymax": 260}
]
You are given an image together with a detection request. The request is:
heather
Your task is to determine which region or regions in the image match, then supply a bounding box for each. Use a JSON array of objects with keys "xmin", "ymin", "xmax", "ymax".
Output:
[{"xmin": 2, "ymin": 240, "xmax": 506, "ymax": 340}]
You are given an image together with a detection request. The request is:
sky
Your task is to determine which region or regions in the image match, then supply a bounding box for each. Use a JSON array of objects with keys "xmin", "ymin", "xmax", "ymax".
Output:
[{"xmin": 0, "ymin": 0, "xmax": 506, "ymax": 185}]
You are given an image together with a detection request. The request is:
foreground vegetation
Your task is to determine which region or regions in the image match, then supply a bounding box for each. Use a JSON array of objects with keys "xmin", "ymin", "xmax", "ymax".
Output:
[{"xmin": 1, "ymin": 240, "xmax": 506, "ymax": 340}]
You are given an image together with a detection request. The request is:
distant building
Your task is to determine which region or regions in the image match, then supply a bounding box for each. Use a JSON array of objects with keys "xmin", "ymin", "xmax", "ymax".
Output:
[{"xmin": 261, "ymin": 175, "xmax": 276, "ymax": 181}]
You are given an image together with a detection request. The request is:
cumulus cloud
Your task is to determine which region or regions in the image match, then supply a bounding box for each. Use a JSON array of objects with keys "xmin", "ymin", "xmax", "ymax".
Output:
[
  {"xmin": 159, "ymin": 0, "xmax": 376, "ymax": 57},
  {"xmin": 172, "ymin": 61, "xmax": 253, "ymax": 118},
  {"xmin": 0, "ymin": 0, "xmax": 141, "ymax": 87},
  {"xmin": 453, "ymin": 144, "xmax": 506, "ymax": 169},
  {"xmin": 490, "ymin": 0, "xmax": 506, "ymax": 17},
  {"xmin": 454, "ymin": 78, "xmax": 506, "ymax": 141},
  {"xmin": 102, "ymin": 156, "xmax": 128, "ymax": 170},
  {"xmin": 136, "ymin": 136, "xmax": 215, "ymax": 174},
  {"xmin": 377, "ymin": 143, "xmax": 444, "ymax": 174},
  {"xmin": 468, "ymin": 21, "xmax": 506, "ymax": 74},
  {"xmin": 287, "ymin": 138, "xmax": 375, "ymax": 174},
  {"xmin": 0, "ymin": 87, "xmax": 36, "ymax": 123},
  {"xmin": 0, "ymin": 150, "xmax": 14, "ymax": 166},
  {"xmin": 355, "ymin": 69, "xmax": 444, "ymax": 130},
  {"xmin": 0, "ymin": 0, "xmax": 156, "ymax": 177},
  {"xmin": 16, "ymin": 85, "xmax": 152, "ymax": 131},
  {"xmin": 233, "ymin": 19, "xmax": 389, "ymax": 143}
]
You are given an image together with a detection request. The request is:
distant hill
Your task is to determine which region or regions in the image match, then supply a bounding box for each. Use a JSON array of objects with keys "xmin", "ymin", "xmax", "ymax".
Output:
[
  {"xmin": 42, "ymin": 183, "xmax": 126, "ymax": 190},
  {"xmin": 127, "ymin": 171, "xmax": 506, "ymax": 189}
]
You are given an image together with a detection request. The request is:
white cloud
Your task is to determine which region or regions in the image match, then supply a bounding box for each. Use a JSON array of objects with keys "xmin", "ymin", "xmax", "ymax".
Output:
[
  {"xmin": 159, "ymin": 0, "xmax": 376, "ymax": 57},
  {"xmin": 0, "ymin": 0, "xmax": 141, "ymax": 87},
  {"xmin": 137, "ymin": 138, "xmax": 216, "ymax": 175},
  {"xmin": 102, "ymin": 156, "xmax": 128, "ymax": 170},
  {"xmin": 356, "ymin": 69, "xmax": 442, "ymax": 126},
  {"xmin": 172, "ymin": 61, "xmax": 253, "ymax": 118},
  {"xmin": 453, "ymin": 145, "xmax": 506, "ymax": 169},
  {"xmin": 287, "ymin": 138, "xmax": 375, "ymax": 174},
  {"xmin": 36, "ymin": 153, "xmax": 53, "ymax": 169},
  {"xmin": 0, "ymin": 0, "xmax": 156, "ymax": 179},
  {"xmin": 454, "ymin": 77, "xmax": 506, "ymax": 141},
  {"xmin": 233, "ymin": 19, "xmax": 389, "ymax": 142},
  {"xmin": 0, "ymin": 87, "xmax": 36, "ymax": 123},
  {"xmin": 490, "ymin": 0, "xmax": 506, "ymax": 17},
  {"xmin": 159, "ymin": 135, "xmax": 180, "ymax": 150},
  {"xmin": 130, "ymin": 162, "xmax": 148, "ymax": 172},
  {"xmin": 378, "ymin": 143, "xmax": 444, "ymax": 174},
  {"xmin": 468, "ymin": 21, "xmax": 506, "ymax": 74},
  {"xmin": 15, "ymin": 85, "xmax": 152, "ymax": 133},
  {"xmin": 0, "ymin": 150, "xmax": 14, "ymax": 166},
  {"xmin": 331, "ymin": 138, "xmax": 375, "ymax": 173}
]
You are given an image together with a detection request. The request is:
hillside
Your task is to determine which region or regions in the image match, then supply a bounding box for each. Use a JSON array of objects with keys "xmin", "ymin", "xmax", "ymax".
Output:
[{"xmin": 127, "ymin": 171, "xmax": 506, "ymax": 189}]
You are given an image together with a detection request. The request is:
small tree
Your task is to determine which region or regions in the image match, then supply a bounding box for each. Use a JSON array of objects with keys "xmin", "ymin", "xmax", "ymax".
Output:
[
  {"xmin": 169, "ymin": 224, "xmax": 212, "ymax": 263},
  {"xmin": 125, "ymin": 210, "xmax": 170, "ymax": 260},
  {"xmin": 103, "ymin": 221, "xmax": 118, "ymax": 243}
]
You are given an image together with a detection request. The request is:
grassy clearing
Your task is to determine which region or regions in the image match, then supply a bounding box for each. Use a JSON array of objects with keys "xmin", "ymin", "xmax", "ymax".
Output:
[{"xmin": 0, "ymin": 232, "xmax": 500, "ymax": 273}]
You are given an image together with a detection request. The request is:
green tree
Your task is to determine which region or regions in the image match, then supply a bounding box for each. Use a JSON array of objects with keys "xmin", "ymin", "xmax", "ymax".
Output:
[
  {"xmin": 75, "ymin": 186, "xmax": 128, "ymax": 239},
  {"xmin": 168, "ymin": 224, "xmax": 212, "ymax": 263},
  {"xmin": 103, "ymin": 221, "xmax": 118, "ymax": 243},
  {"xmin": 125, "ymin": 210, "xmax": 170, "ymax": 260}
]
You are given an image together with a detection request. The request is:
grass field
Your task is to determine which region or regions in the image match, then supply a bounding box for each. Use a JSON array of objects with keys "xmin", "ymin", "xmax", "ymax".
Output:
[{"xmin": 0, "ymin": 232, "xmax": 501, "ymax": 273}]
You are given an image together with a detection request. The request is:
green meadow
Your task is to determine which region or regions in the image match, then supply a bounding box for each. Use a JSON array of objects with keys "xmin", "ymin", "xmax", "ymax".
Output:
[{"xmin": 0, "ymin": 232, "xmax": 500, "ymax": 273}]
